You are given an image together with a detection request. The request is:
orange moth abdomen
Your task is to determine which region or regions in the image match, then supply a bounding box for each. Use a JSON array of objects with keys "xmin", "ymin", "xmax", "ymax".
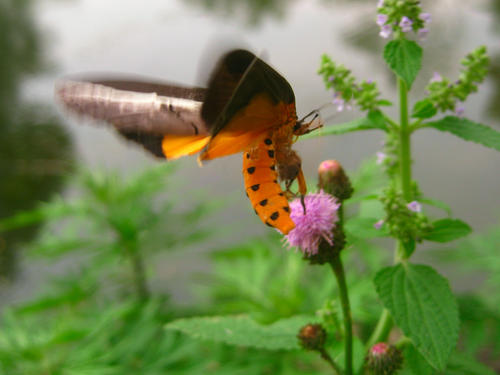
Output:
[{"xmin": 242, "ymin": 134, "xmax": 295, "ymax": 235}]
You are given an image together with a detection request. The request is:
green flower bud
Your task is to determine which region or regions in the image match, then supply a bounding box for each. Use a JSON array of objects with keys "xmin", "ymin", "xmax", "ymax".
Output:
[{"xmin": 318, "ymin": 160, "xmax": 353, "ymax": 201}]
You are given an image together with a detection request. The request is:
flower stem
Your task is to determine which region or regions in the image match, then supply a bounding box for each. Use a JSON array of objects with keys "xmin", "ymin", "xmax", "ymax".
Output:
[
  {"xmin": 366, "ymin": 308, "xmax": 393, "ymax": 348},
  {"xmin": 398, "ymin": 77, "xmax": 412, "ymax": 202},
  {"xmin": 330, "ymin": 256, "xmax": 353, "ymax": 375},
  {"xmin": 319, "ymin": 348, "xmax": 343, "ymax": 375}
]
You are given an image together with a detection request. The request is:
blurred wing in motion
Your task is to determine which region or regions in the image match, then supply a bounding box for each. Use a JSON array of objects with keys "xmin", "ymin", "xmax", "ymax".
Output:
[{"xmin": 55, "ymin": 78, "xmax": 210, "ymax": 157}]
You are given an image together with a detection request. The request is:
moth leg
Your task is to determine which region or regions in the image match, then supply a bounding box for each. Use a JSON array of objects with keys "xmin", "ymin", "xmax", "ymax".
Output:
[{"xmin": 297, "ymin": 169, "xmax": 307, "ymax": 214}]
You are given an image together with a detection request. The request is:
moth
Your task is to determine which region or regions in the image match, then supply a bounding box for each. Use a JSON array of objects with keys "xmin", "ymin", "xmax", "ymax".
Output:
[{"xmin": 56, "ymin": 49, "xmax": 320, "ymax": 234}]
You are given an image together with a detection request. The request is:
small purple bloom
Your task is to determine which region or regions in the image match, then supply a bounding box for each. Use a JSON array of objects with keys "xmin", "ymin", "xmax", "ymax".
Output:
[
  {"xmin": 283, "ymin": 191, "xmax": 340, "ymax": 256},
  {"xmin": 374, "ymin": 219, "xmax": 384, "ymax": 230},
  {"xmin": 328, "ymin": 76, "xmax": 335, "ymax": 82},
  {"xmin": 418, "ymin": 28, "xmax": 429, "ymax": 41},
  {"xmin": 376, "ymin": 14, "xmax": 388, "ymax": 26},
  {"xmin": 376, "ymin": 151, "xmax": 387, "ymax": 165},
  {"xmin": 430, "ymin": 72, "xmax": 442, "ymax": 83},
  {"xmin": 399, "ymin": 16, "xmax": 413, "ymax": 33},
  {"xmin": 420, "ymin": 13, "xmax": 431, "ymax": 24},
  {"xmin": 407, "ymin": 201, "xmax": 422, "ymax": 213},
  {"xmin": 379, "ymin": 24, "xmax": 392, "ymax": 38},
  {"xmin": 332, "ymin": 95, "xmax": 345, "ymax": 112},
  {"xmin": 377, "ymin": 0, "xmax": 384, "ymax": 8},
  {"xmin": 455, "ymin": 105, "xmax": 465, "ymax": 117}
]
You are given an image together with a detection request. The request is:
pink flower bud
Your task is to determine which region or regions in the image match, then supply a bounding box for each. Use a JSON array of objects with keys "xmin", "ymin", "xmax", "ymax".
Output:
[{"xmin": 366, "ymin": 343, "xmax": 403, "ymax": 375}]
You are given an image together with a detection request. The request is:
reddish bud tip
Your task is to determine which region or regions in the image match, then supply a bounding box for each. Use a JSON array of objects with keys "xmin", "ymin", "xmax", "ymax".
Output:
[
  {"xmin": 297, "ymin": 323, "xmax": 327, "ymax": 351},
  {"xmin": 318, "ymin": 160, "xmax": 353, "ymax": 201}
]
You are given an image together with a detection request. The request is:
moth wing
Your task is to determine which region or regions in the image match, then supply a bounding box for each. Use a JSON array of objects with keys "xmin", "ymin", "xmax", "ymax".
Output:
[
  {"xmin": 199, "ymin": 92, "xmax": 288, "ymax": 160},
  {"xmin": 55, "ymin": 77, "xmax": 210, "ymax": 158}
]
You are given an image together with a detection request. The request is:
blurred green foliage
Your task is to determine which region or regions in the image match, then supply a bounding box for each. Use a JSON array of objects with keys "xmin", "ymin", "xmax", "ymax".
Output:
[
  {"xmin": 0, "ymin": 0, "xmax": 74, "ymax": 277},
  {"xmin": 0, "ymin": 158, "xmax": 499, "ymax": 373}
]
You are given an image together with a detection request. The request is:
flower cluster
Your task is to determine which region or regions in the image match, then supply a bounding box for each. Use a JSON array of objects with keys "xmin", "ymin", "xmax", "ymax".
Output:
[
  {"xmin": 318, "ymin": 55, "xmax": 389, "ymax": 112},
  {"xmin": 376, "ymin": 186, "xmax": 431, "ymax": 254},
  {"xmin": 376, "ymin": 130, "xmax": 399, "ymax": 177},
  {"xmin": 376, "ymin": 0, "xmax": 430, "ymax": 40},
  {"xmin": 425, "ymin": 46, "xmax": 490, "ymax": 115}
]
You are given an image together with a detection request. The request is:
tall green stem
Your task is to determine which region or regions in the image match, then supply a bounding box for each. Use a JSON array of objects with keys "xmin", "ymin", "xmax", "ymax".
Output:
[
  {"xmin": 330, "ymin": 256, "xmax": 353, "ymax": 375},
  {"xmin": 368, "ymin": 78, "xmax": 414, "ymax": 348},
  {"xmin": 398, "ymin": 77, "xmax": 412, "ymax": 202},
  {"xmin": 125, "ymin": 241, "xmax": 150, "ymax": 300}
]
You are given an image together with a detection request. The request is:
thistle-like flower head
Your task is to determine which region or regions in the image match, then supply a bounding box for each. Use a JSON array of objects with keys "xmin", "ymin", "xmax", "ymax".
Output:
[{"xmin": 284, "ymin": 191, "xmax": 340, "ymax": 256}]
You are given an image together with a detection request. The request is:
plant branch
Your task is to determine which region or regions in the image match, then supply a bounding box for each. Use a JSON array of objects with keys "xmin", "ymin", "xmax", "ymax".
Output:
[{"xmin": 330, "ymin": 256, "xmax": 353, "ymax": 375}]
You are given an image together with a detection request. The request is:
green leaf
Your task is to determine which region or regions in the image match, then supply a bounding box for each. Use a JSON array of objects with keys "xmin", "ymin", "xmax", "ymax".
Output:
[
  {"xmin": 423, "ymin": 219, "xmax": 472, "ymax": 243},
  {"xmin": 165, "ymin": 315, "xmax": 319, "ymax": 350},
  {"xmin": 302, "ymin": 117, "xmax": 386, "ymax": 139},
  {"xmin": 400, "ymin": 344, "xmax": 434, "ymax": 375},
  {"xmin": 425, "ymin": 116, "xmax": 500, "ymax": 151},
  {"xmin": 377, "ymin": 99, "xmax": 393, "ymax": 106},
  {"xmin": 367, "ymin": 109, "xmax": 387, "ymax": 128},
  {"xmin": 411, "ymin": 99, "xmax": 437, "ymax": 119},
  {"xmin": 383, "ymin": 39, "xmax": 423, "ymax": 88},
  {"xmin": 374, "ymin": 264, "xmax": 459, "ymax": 371}
]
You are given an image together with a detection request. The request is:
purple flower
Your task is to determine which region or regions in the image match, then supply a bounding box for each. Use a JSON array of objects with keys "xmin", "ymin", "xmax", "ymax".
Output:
[
  {"xmin": 328, "ymin": 76, "xmax": 335, "ymax": 82},
  {"xmin": 374, "ymin": 219, "xmax": 384, "ymax": 230},
  {"xmin": 379, "ymin": 24, "xmax": 392, "ymax": 38},
  {"xmin": 283, "ymin": 191, "xmax": 340, "ymax": 256},
  {"xmin": 430, "ymin": 72, "xmax": 442, "ymax": 83},
  {"xmin": 420, "ymin": 13, "xmax": 431, "ymax": 24},
  {"xmin": 407, "ymin": 201, "xmax": 422, "ymax": 213},
  {"xmin": 455, "ymin": 105, "xmax": 465, "ymax": 117},
  {"xmin": 376, "ymin": 14, "xmax": 388, "ymax": 26},
  {"xmin": 418, "ymin": 28, "xmax": 429, "ymax": 41},
  {"xmin": 376, "ymin": 151, "xmax": 387, "ymax": 165},
  {"xmin": 399, "ymin": 16, "xmax": 413, "ymax": 33},
  {"xmin": 332, "ymin": 94, "xmax": 345, "ymax": 112}
]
